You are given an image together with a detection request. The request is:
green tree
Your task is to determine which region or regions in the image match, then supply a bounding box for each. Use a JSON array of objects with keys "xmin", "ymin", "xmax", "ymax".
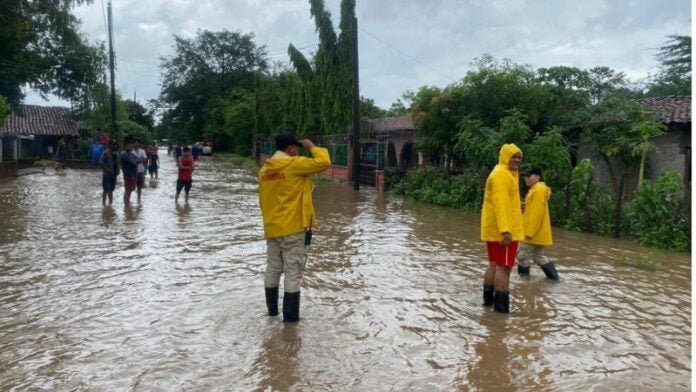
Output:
[
  {"xmin": 575, "ymin": 97, "xmax": 665, "ymax": 236},
  {"xmin": 0, "ymin": 0, "xmax": 106, "ymax": 105},
  {"xmin": 0, "ymin": 96, "xmax": 10, "ymax": 124},
  {"xmin": 646, "ymin": 35, "xmax": 691, "ymax": 96},
  {"xmin": 287, "ymin": 0, "xmax": 355, "ymax": 134},
  {"xmin": 588, "ymin": 66, "xmax": 627, "ymax": 103},
  {"xmin": 536, "ymin": 66, "xmax": 591, "ymax": 127},
  {"xmin": 158, "ymin": 29, "xmax": 267, "ymax": 145},
  {"xmin": 629, "ymin": 120, "xmax": 666, "ymax": 184},
  {"xmin": 124, "ymin": 100, "xmax": 155, "ymax": 131},
  {"xmin": 359, "ymin": 96, "xmax": 386, "ymax": 119}
]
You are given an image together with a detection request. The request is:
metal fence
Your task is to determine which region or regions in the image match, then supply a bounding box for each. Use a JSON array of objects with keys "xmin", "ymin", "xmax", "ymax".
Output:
[{"xmin": 260, "ymin": 134, "xmax": 349, "ymax": 167}]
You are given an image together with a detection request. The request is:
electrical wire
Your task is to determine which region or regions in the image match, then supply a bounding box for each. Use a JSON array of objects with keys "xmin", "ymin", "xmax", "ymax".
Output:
[{"xmin": 358, "ymin": 26, "xmax": 457, "ymax": 83}]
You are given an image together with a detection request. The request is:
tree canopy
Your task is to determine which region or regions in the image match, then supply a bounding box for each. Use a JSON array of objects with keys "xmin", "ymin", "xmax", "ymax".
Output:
[{"xmin": 0, "ymin": 0, "xmax": 105, "ymax": 106}]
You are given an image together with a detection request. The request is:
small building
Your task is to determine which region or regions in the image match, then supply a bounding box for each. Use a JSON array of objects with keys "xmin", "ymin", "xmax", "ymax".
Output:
[
  {"xmin": 637, "ymin": 95, "xmax": 691, "ymax": 184},
  {"xmin": 365, "ymin": 114, "xmax": 420, "ymax": 171},
  {"xmin": 577, "ymin": 95, "xmax": 691, "ymax": 191},
  {"xmin": 0, "ymin": 104, "xmax": 81, "ymax": 177}
]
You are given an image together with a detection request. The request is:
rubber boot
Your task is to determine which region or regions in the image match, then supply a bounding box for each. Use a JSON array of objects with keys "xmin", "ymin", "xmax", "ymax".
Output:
[
  {"xmin": 265, "ymin": 287, "xmax": 279, "ymax": 316},
  {"xmin": 483, "ymin": 284, "xmax": 495, "ymax": 307},
  {"xmin": 283, "ymin": 291, "xmax": 300, "ymax": 323},
  {"xmin": 540, "ymin": 262, "xmax": 560, "ymax": 281},
  {"xmin": 517, "ymin": 265, "xmax": 530, "ymax": 276},
  {"xmin": 493, "ymin": 291, "xmax": 510, "ymax": 313}
]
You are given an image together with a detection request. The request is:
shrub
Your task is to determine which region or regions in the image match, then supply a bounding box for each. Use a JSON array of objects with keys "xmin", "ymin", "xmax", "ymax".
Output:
[{"xmin": 626, "ymin": 170, "xmax": 690, "ymax": 251}]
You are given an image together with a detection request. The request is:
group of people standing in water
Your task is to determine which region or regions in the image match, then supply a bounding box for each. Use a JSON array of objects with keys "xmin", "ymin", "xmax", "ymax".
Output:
[
  {"xmin": 480, "ymin": 143, "xmax": 560, "ymax": 314},
  {"xmin": 98, "ymin": 139, "xmax": 196, "ymax": 205},
  {"xmin": 258, "ymin": 137, "xmax": 560, "ymax": 324}
]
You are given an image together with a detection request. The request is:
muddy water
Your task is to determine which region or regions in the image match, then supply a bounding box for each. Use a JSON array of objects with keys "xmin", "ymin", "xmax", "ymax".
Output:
[{"xmin": 0, "ymin": 153, "xmax": 690, "ymax": 391}]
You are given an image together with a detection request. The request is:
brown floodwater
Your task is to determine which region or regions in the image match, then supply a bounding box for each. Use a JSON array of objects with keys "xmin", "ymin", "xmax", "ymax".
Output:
[{"xmin": 0, "ymin": 153, "xmax": 690, "ymax": 391}]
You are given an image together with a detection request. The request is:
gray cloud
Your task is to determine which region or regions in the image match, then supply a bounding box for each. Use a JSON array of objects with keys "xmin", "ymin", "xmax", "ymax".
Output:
[{"xmin": 25, "ymin": 0, "xmax": 690, "ymax": 111}]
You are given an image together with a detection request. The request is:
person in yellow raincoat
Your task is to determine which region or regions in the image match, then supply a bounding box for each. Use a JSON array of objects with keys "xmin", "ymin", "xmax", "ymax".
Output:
[
  {"xmin": 258, "ymin": 134, "xmax": 331, "ymax": 323},
  {"xmin": 517, "ymin": 166, "xmax": 560, "ymax": 280},
  {"xmin": 481, "ymin": 144, "xmax": 524, "ymax": 313}
]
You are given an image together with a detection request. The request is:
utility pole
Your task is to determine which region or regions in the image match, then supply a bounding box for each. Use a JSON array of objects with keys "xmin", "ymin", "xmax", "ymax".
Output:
[
  {"xmin": 352, "ymin": 16, "xmax": 360, "ymax": 191},
  {"xmin": 107, "ymin": 1, "xmax": 119, "ymax": 144}
]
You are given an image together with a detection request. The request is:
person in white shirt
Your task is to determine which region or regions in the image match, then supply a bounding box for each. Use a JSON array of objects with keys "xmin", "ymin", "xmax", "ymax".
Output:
[{"xmin": 131, "ymin": 139, "xmax": 149, "ymax": 204}]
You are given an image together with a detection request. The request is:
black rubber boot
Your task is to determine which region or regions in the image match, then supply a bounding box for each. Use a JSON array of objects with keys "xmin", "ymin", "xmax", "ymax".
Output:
[
  {"xmin": 265, "ymin": 287, "xmax": 279, "ymax": 316},
  {"xmin": 540, "ymin": 262, "xmax": 560, "ymax": 281},
  {"xmin": 493, "ymin": 291, "xmax": 510, "ymax": 313},
  {"xmin": 517, "ymin": 265, "xmax": 530, "ymax": 276},
  {"xmin": 282, "ymin": 291, "xmax": 301, "ymax": 323},
  {"xmin": 483, "ymin": 284, "xmax": 495, "ymax": 307}
]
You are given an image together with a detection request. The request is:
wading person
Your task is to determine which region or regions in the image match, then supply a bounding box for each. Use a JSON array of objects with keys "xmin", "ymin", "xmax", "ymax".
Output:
[
  {"xmin": 99, "ymin": 140, "xmax": 120, "ymax": 206},
  {"xmin": 121, "ymin": 140, "xmax": 138, "ymax": 204},
  {"xmin": 517, "ymin": 166, "xmax": 560, "ymax": 280},
  {"xmin": 147, "ymin": 142, "xmax": 159, "ymax": 179},
  {"xmin": 132, "ymin": 139, "xmax": 148, "ymax": 203},
  {"xmin": 175, "ymin": 146, "xmax": 194, "ymax": 203},
  {"xmin": 481, "ymin": 143, "xmax": 524, "ymax": 313},
  {"xmin": 258, "ymin": 134, "xmax": 330, "ymax": 323}
]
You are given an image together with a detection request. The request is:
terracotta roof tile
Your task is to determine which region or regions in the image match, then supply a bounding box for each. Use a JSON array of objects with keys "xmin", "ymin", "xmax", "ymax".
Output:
[
  {"xmin": 637, "ymin": 95, "xmax": 691, "ymax": 124},
  {"xmin": 367, "ymin": 114, "xmax": 415, "ymax": 134},
  {"xmin": 0, "ymin": 104, "xmax": 80, "ymax": 136}
]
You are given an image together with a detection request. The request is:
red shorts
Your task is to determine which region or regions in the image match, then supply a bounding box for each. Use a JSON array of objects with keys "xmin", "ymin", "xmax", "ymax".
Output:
[
  {"xmin": 486, "ymin": 241, "xmax": 519, "ymax": 268},
  {"xmin": 124, "ymin": 176, "xmax": 136, "ymax": 192}
]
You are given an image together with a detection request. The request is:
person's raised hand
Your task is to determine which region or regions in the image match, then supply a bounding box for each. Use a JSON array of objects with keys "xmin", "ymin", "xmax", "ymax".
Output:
[{"xmin": 299, "ymin": 139, "xmax": 315, "ymax": 150}]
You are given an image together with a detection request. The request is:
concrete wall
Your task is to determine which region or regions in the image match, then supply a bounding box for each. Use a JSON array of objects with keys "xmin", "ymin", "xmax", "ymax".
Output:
[
  {"xmin": 576, "ymin": 124, "xmax": 690, "ymax": 193},
  {"xmin": 648, "ymin": 124, "xmax": 690, "ymax": 182}
]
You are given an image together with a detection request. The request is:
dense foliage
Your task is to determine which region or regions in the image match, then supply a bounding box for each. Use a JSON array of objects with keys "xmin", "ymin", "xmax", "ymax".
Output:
[{"xmin": 0, "ymin": 0, "xmax": 105, "ymax": 106}]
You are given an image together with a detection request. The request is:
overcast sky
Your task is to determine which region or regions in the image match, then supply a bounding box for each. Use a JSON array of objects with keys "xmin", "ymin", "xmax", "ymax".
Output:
[{"xmin": 25, "ymin": 0, "xmax": 691, "ymax": 111}]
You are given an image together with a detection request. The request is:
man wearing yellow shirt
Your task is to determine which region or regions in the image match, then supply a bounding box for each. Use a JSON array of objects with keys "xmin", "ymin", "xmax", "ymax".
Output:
[
  {"xmin": 481, "ymin": 143, "xmax": 524, "ymax": 313},
  {"xmin": 518, "ymin": 166, "xmax": 560, "ymax": 280},
  {"xmin": 258, "ymin": 134, "xmax": 331, "ymax": 323}
]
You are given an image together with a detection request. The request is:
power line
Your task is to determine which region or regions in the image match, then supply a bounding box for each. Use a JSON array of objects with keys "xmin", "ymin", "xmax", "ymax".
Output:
[
  {"xmin": 358, "ymin": 27, "xmax": 457, "ymax": 83},
  {"xmin": 99, "ymin": 0, "xmax": 109, "ymax": 39}
]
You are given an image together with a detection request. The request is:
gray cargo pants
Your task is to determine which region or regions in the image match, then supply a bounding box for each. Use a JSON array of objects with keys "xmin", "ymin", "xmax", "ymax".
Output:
[
  {"xmin": 264, "ymin": 232, "xmax": 307, "ymax": 293},
  {"xmin": 517, "ymin": 243, "xmax": 550, "ymax": 268}
]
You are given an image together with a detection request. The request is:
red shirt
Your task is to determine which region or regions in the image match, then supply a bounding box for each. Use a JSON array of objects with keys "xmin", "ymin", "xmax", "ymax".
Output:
[{"xmin": 178, "ymin": 156, "xmax": 193, "ymax": 180}]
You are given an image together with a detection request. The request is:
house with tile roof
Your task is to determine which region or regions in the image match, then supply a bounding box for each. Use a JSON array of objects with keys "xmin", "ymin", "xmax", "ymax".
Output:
[
  {"xmin": 577, "ymin": 95, "xmax": 691, "ymax": 191},
  {"xmin": 0, "ymin": 104, "xmax": 81, "ymax": 177}
]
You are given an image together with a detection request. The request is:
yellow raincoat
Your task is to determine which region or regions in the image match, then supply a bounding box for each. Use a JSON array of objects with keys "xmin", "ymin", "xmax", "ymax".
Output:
[
  {"xmin": 480, "ymin": 144, "xmax": 524, "ymax": 242},
  {"xmin": 522, "ymin": 181, "xmax": 553, "ymax": 245},
  {"xmin": 258, "ymin": 147, "xmax": 331, "ymax": 239}
]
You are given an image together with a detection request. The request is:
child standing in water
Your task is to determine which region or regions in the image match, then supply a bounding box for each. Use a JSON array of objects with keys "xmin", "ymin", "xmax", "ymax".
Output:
[{"xmin": 175, "ymin": 146, "xmax": 194, "ymax": 203}]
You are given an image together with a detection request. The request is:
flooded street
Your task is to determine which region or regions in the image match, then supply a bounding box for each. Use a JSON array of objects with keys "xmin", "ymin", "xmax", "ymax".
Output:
[{"xmin": 0, "ymin": 153, "xmax": 690, "ymax": 391}]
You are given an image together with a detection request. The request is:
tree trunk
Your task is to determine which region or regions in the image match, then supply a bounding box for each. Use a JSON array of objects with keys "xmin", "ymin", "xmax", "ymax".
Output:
[
  {"xmin": 613, "ymin": 173, "xmax": 625, "ymax": 238},
  {"xmin": 580, "ymin": 175, "xmax": 594, "ymax": 232},
  {"xmin": 564, "ymin": 169, "xmax": 573, "ymax": 222},
  {"xmin": 638, "ymin": 150, "xmax": 646, "ymax": 184},
  {"xmin": 601, "ymin": 155, "xmax": 619, "ymax": 196}
]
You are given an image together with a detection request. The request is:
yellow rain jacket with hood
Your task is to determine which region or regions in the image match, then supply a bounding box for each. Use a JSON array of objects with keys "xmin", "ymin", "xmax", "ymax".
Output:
[
  {"xmin": 258, "ymin": 147, "xmax": 331, "ymax": 239},
  {"xmin": 522, "ymin": 181, "xmax": 553, "ymax": 245},
  {"xmin": 480, "ymin": 144, "xmax": 524, "ymax": 242}
]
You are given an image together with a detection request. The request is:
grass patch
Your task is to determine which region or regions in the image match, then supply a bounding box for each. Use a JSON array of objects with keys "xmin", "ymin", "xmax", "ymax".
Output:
[
  {"xmin": 617, "ymin": 255, "xmax": 661, "ymax": 272},
  {"xmin": 216, "ymin": 153, "xmax": 259, "ymax": 173}
]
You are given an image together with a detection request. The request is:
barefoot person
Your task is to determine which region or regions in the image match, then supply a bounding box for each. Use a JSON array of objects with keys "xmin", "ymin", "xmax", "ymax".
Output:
[
  {"xmin": 175, "ymin": 146, "xmax": 194, "ymax": 203},
  {"xmin": 481, "ymin": 143, "xmax": 524, "ymax": 313},
  {"xmin": 258, "ymin": 134, "xmax": 330, "ymax": 323}
]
